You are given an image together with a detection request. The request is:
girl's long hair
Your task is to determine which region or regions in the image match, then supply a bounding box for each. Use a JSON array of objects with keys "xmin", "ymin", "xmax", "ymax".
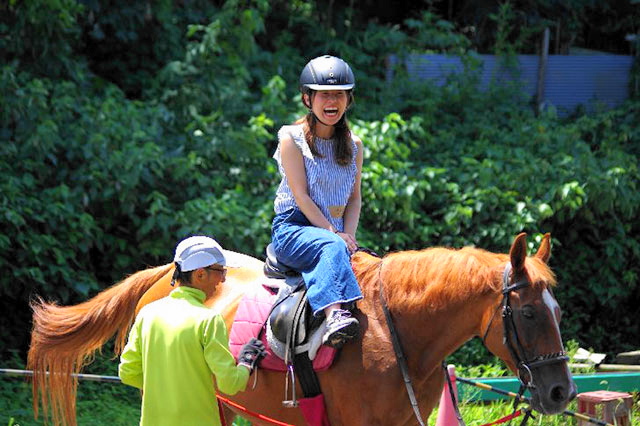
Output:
[{"xmin": 296, "ymin": 91, "xmax": 354, "ymax": 165}]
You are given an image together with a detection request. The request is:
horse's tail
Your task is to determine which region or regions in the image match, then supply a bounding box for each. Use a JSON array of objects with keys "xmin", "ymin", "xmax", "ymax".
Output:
[{"xmin": 27, "ymin": 263, "xmax": 174, "ymax": 426}]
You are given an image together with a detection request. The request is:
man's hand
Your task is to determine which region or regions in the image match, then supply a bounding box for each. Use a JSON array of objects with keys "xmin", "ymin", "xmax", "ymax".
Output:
[{"xmin": 238, "ymin": 338, "xmax": 267, "ymax": 373}]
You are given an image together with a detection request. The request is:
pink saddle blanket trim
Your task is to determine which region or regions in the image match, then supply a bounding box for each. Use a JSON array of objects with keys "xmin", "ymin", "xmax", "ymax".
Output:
[
  {"xmin": 299, "ymin": 394, "xmax": 331, "ymax": 426},
  {"xmin": 229, "ymin": 283, "xmax": 336, "ymax": 372}
]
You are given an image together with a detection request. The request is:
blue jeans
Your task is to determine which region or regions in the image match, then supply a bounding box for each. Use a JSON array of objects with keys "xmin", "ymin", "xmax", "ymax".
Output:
[{"xmin": 271, "ymin": 208, "xmax": 363, "ymax": 316}]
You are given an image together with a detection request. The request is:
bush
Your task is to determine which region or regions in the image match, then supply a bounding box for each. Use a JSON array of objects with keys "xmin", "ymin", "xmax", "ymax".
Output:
[
  {"xmin": 1, "ymin": 0, "xmax": 638, "ymax": 365},
  {"xmin": 0, "ymin": 64, "xmax": 275, "ymax": 354}
]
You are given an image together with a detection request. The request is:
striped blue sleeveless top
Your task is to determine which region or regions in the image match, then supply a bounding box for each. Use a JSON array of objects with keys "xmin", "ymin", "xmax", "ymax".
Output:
[{"xmin": 273, "ymin": 124, "xmax": 358, "ymax": 232}]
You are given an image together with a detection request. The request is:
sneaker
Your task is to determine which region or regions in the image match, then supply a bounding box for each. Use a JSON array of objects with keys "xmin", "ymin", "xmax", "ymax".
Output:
[{"xmin": 322, "ymin": 309, "xmax": 360, "ymax": 348}]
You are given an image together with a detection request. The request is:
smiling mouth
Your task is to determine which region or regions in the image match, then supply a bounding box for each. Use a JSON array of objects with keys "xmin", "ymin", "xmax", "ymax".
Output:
[{"xmin": 324, "ymin": 107, "xmax": 339, "ymax": 117}]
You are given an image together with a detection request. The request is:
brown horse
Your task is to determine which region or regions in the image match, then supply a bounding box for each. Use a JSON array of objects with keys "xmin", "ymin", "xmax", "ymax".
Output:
[{"xmin": 28, "ymin": 233, "xmax": 576, "ymax": 426}]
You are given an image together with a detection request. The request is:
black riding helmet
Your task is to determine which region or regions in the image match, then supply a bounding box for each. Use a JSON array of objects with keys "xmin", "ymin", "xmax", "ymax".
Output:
[{"xmin": 299, "ymin": 55, "xmax": 355, "ymax": 94}]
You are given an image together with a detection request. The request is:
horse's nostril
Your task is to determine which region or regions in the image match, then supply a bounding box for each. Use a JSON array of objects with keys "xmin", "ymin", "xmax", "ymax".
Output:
[{"xmin": 550, "ymin": 385, "xmax": 566, "ymax": 402}]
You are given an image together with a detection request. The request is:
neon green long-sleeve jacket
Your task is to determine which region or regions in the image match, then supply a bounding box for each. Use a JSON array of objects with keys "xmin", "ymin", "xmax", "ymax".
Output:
[{"xmin": 119, "ymin": 286, "xmax": 249, "ymax": 426}]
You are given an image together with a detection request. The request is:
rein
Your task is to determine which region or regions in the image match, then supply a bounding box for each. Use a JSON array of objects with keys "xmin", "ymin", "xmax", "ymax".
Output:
[{"xmin": 377, "ymin": 260, "xmax": 427, "ymax": 426}]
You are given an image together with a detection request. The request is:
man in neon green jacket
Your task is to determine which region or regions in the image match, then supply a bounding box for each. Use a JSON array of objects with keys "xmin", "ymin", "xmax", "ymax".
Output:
[{"xmin": 119, "ymin": 236, "xmax": 266, "ymax": 426}]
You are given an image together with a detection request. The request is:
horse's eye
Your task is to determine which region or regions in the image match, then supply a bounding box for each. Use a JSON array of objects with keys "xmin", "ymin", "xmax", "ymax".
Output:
[{"xmin": 521, "ymin": 306, "xmax": 535, "ymax": 319}]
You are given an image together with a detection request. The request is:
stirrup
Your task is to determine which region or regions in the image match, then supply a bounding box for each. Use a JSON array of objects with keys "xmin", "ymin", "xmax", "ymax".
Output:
[{"xmin": 282, "ymin": 364, "xmax": 299, "ymax": 408}]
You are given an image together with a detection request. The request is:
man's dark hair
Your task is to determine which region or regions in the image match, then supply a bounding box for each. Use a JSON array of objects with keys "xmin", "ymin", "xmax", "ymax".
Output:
[
  {"xmin": 171, "ymin": 263, "xmax": 194, "ymax": 286},
  {"xmin": 176, "ymin": 269, "xmax": 194, "ymax": 284}
]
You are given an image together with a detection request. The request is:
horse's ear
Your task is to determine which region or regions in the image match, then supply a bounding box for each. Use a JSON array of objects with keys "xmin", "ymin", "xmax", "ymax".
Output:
[
  {"xmin": 535, "ymin": 233, "xmax": 551, "ymax": 264},
  {"xmin": 510, "ymin": 233, "xmax": 528, "ymax": 272}
]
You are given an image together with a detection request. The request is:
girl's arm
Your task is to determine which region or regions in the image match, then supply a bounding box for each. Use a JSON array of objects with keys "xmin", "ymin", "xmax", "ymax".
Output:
[
  {"xmin": 343, "ymin": 137, "xmax": 364, "ymax": 249},
  {"xmin": 280, "ymin": 133, "xmax": 335, "ymax": 231}
]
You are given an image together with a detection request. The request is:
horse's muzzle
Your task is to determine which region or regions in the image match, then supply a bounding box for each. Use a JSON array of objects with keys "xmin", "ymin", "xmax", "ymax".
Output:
[{"xmin": 530, "ymin": 376, "xmax": 577, "ymax": 414}]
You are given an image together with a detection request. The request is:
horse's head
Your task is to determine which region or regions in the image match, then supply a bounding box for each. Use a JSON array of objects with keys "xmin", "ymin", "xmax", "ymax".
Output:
[{"xmin": 481, "ymin": 233, "xmax": 576, "ymax": 414}]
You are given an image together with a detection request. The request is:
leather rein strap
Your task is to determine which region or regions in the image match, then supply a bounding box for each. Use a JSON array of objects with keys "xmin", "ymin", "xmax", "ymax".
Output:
[{"xmin": 378, "ymin": 260, "xmax": 427, "ymax": 426}]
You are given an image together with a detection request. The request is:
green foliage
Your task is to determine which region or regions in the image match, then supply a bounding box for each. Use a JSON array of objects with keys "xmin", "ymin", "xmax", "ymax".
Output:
[
  {"xmin": 1, "ymin": 0, "xmax": 639, "ymax": 370},
  {"xmin": 0, "ymin": 61, "xmax": 277, "ymax": 352},
  {"xmin": 76, "ymin": 0, "xmax": 221, "ymax": 96},
  {"xmin": 0, "ymin": 0, "xmax": 85, "ymax": 79},
  {"xmin": 437, "ymin": 0, "xmax": 640, "ymax": 55},
  {"xmin": 490, "ymin": 2, "xmax": 547, "ymax": 58}
]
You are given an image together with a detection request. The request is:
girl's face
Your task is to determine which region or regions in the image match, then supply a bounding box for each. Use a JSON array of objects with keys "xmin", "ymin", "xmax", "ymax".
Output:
[{"xmin": 306, "ymin": 90, "xmax": 349, "ymax": 126}]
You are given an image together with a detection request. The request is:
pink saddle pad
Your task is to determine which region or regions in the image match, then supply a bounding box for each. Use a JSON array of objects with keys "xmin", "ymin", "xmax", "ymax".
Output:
[{"xmin": 229, "ymin": 283, "xmax": 336, "ymax": 372}]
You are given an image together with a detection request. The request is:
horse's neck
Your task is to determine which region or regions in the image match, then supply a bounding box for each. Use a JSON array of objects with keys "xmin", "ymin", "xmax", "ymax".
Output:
[
  {"xmin": 357, "ymin": 254, "xmax": 499, "ymax": 379},
  {"xmin": 371, "ymin": 300, "xmax": 491, "ymax": 378}
]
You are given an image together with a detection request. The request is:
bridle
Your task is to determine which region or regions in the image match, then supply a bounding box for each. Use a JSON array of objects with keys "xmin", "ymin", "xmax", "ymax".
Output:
[
  {"xmin": 482, "ymin": 263, "xmax": 569, "ymax": 390},
  {"xmin": 378, "ymin": 259, "xmax": 568, "ymax": 426},
  {"xmin": 477, "ymin": 262, "xmax": 569, "ymax": 425}
]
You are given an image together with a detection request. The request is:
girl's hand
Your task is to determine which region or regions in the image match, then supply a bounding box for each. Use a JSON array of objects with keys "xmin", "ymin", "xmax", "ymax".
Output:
[{"xmin": 337, "ymin": 232, "xmax": 358, "ymax": 254}]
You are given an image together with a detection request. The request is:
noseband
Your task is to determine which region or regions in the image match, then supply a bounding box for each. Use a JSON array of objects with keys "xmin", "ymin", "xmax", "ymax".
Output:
[{"xmin": 485, "ymin": 263, "xmax": 569, "ymax": 390}]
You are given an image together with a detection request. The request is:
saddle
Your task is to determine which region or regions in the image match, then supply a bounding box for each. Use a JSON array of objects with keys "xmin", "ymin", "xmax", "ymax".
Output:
[
  {"xmin": 263, "ymin": 245, "xmax": 327, "ymax": 361},
  {"xmin": 263, "ymin": 244, "xmax": 326, "ymax": 405}
]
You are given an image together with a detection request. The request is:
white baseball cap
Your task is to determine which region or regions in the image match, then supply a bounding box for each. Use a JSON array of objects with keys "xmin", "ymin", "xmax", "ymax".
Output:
[{"xmin": 173, "ymin": 236, "xmax": 240, "ymax": 272}]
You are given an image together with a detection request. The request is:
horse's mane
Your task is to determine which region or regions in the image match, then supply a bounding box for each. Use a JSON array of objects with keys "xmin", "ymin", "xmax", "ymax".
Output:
[{"xmin": 353, "ymin": 245, "xmax": 556, "ymax": 311}]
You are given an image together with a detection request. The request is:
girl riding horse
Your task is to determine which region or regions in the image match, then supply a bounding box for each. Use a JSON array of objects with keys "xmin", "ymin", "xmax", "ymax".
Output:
[{"xmin": 29, "ymin": 233, "xmax": 576, "ymax": 426}]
